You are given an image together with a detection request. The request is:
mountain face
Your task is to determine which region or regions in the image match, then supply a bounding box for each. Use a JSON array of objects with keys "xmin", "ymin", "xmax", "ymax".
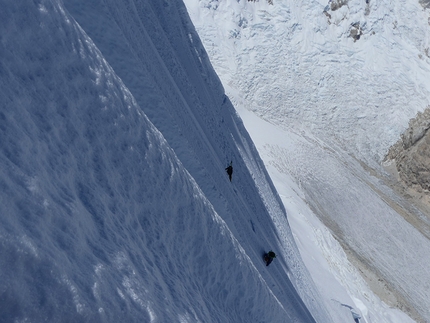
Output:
[
  {"xmin": 0, "ymin": 0, "xmax": 334, "ymax": 322},
  {"xmin": 385, "ymin": 107, "xmax": 430, "ymax": 236},
  {"xmin": 184, "ymin": 0, "xmax": 430, "ymax": 322},
  {"xmin": 387, "ymin": 107, "xmax": 430, "ymax": 193}
]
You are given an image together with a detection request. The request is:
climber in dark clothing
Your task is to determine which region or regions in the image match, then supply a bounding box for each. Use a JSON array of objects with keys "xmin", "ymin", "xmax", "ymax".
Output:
[
  {"xmin": 263, "ymin": 251, "xmax": 276, "ymax": 266},
  {"xmin": 225, "ymin": 161, "xmax": 233, "ymax": 182}
]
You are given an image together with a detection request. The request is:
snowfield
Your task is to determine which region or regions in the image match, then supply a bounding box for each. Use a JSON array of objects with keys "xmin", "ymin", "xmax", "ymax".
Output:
[{"xmin": 185, "ymin": 0, "xmax": 430, "ymax": 167}]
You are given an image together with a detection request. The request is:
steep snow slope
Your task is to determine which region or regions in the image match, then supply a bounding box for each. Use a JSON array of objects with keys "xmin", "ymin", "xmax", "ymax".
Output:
[
  {"xmin": 0, "ymin": 0, "xmax": 335, "ymax": 322},
  {"xmin": 184, "ymin": 0, "xmax": 430, "ymax": 322},
  {"xmin": 63, "ymin": 0, "xmax": 338, "ymax": 320}
]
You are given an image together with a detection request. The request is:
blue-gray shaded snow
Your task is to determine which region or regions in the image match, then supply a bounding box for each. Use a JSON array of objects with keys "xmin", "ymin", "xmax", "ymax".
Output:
[{"xmin": 0, "ymin": 0, "xmax": 330, "ymax": 322}]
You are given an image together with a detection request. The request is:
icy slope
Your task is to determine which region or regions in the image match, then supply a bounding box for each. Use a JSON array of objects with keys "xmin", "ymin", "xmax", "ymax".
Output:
[{"xmin": 0, "ymin": 0, "xmax": 333, "ymax": 322}]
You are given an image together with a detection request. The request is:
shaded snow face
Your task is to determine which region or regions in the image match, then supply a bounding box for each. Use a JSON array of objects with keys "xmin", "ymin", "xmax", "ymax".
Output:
[
  {"xmin": 64, "ymin": 0, "xmax": 335, "ymax": 322},
  {"xmin": 0, "ymin": 1, "xmax": 226, "ymax": 321},
  {"xmin": 0, "ymin": 1, "xmax": 200, "ymax": 321},
  {"xmin": 0, "ymin": 1, "xmax": 330, "ymax": 323}
]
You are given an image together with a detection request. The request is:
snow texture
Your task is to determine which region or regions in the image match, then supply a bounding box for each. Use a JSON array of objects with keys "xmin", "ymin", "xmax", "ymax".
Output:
[{"xmin": 0, "ymin": 0, "xmax": 333, "ymax": 322}]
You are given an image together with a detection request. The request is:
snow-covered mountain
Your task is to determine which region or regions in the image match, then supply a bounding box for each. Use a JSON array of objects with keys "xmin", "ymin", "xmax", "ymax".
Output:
[
  {"xmin": 184, "ymin": 0, "xmax": 430, "ymax": 322},
  {"xmin": 2, "ymin": 0, "xmax": 428, "ymax": 322},
  {"xmin": 0, "ymin": 0, "xmax": 341, "ymax": 322}
]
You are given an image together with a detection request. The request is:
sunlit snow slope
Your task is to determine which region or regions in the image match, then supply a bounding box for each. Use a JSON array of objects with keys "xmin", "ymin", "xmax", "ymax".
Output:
[
  {"xmin": 0, "ymin": 0, "xmax": 336, "ymax": 322},
  {"xmin": 184, "ymin": 0, "xmax": 430, "ymax": 322}
]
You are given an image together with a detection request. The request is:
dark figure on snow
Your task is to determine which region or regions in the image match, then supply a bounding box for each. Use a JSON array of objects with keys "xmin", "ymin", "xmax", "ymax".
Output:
[
  {"xmin": 264, "ymin": 251, "xmax": 276, "ymax": 266},
  {"xmin": 225, "ymin": 161, "xmax": 233, "ymax": 182}
]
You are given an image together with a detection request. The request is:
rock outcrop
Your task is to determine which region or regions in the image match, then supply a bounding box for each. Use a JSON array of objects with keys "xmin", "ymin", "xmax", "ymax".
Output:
[{"xmin": 385, "ymin": 107, "xmax": 430, "ymax": 192}]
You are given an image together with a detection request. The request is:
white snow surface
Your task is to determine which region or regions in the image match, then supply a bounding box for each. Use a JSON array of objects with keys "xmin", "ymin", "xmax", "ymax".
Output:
[
  {"xmin": 0, "ymin": 0, "xmax": 341, "ymax": 322},
  {"xmin": 184, "ymin": 0, "xmax": 430, "ymax": 322},
  {"xmin": 185, "ymin": 0, "xmax": 430, "ymax": 167}
]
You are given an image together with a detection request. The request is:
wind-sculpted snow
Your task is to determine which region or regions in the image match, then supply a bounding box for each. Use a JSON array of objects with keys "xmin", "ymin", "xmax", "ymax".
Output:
[{"xmin": 0, "ymin": 0, "xmax": 331, "ymax": 322}]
